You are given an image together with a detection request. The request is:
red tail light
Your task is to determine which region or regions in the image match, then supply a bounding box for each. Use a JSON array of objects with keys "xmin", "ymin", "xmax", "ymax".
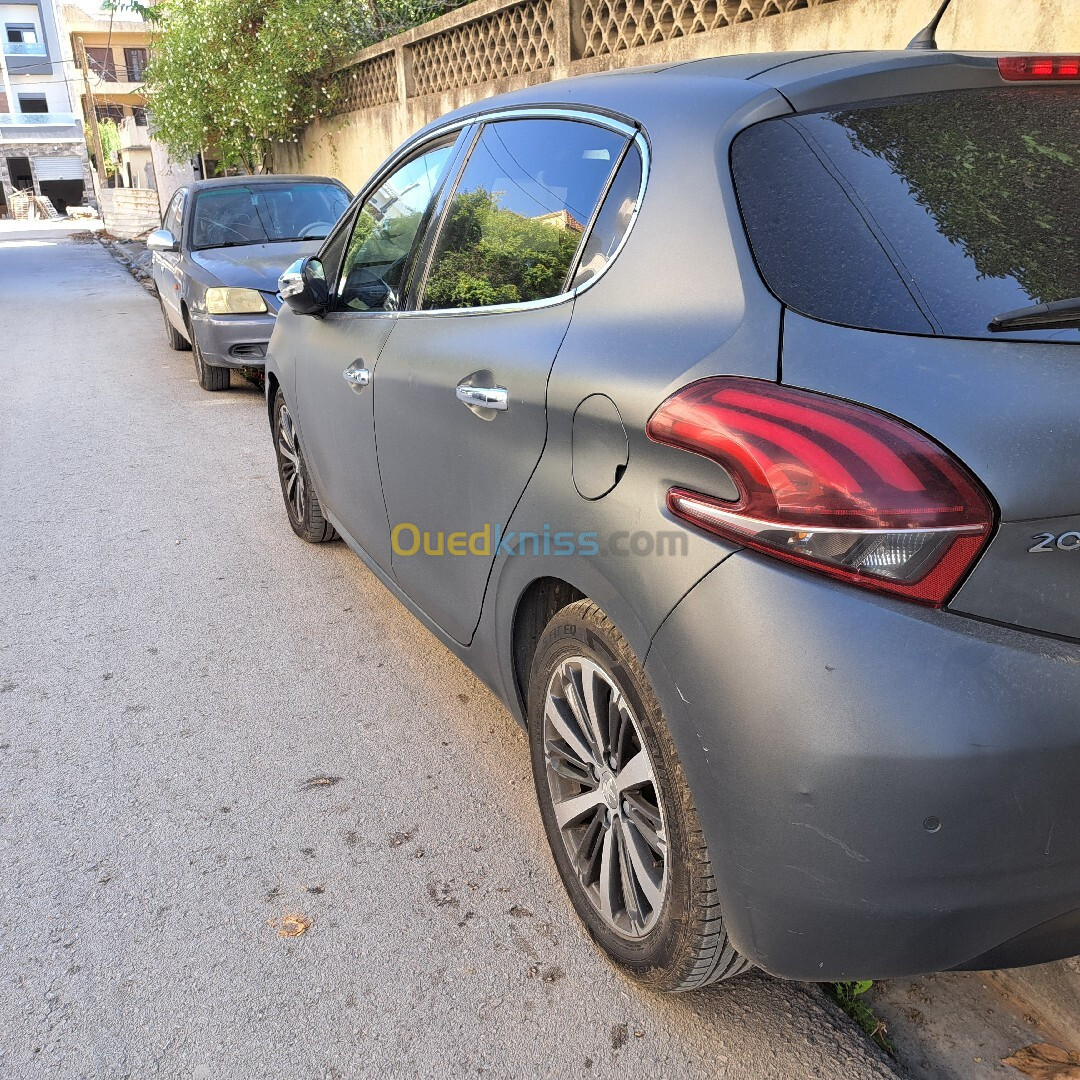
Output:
[
  {"xmin": 999, "ymin": 56, "xmax": 1080, "ymax": 80},
  {"xmin": 647, "ymin": 378, "xmax": 994, "ymax": 606}
]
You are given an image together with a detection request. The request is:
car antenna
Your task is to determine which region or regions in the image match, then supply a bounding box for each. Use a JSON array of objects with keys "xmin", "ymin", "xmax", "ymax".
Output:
[{"xmin": 907, "ymin": 0, "xmax": 954, "ymax": 50}]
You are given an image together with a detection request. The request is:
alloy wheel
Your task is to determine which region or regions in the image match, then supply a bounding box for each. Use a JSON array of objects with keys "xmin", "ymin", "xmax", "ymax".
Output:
[
  {"xmin": 542, "ymin": 656, "xmax": 668, "ymax": 938},
  {"xmin": 276, "ymin": 402, "xmax": 306, "ymax": 524}
]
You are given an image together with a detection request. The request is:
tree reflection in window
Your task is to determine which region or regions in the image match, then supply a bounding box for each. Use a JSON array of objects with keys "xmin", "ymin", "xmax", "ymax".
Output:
[
  {"xmin": 423, "ymin": 119, "xmax": 627, "ymax": 310},
  {"xmin": 834, "ymin": 87, "xmax": 1080, "ymax": 306}
]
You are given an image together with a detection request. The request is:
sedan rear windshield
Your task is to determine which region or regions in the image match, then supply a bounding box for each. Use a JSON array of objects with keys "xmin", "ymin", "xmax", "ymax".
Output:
[
  {"xmin": 191, "ymin": 182, "xmax": 350, "ymax": 251},
  {"xmin": 731, "ymin": 88, "xmax": 1080, "ymax": 342}
]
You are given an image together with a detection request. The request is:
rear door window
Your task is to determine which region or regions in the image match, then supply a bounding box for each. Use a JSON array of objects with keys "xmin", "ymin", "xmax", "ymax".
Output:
[
  {"xmin": 731, "ymin": 87, "xmax": 1080, "ymax": 341},
  {"xmin": 419, "ymin": 118, "xmax": 628, "ymax": 310}
]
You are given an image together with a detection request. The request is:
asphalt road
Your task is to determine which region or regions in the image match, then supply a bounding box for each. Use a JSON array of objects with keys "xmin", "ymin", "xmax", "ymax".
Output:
[{"xmin": 0, "ymin": 231, "xmax": 900, "ymax": 1079}]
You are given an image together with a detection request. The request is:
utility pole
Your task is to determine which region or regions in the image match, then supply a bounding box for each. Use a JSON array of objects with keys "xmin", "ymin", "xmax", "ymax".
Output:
[{"xmin": 75, "ymin": 35, "xmax": 107, "ymax": 197}]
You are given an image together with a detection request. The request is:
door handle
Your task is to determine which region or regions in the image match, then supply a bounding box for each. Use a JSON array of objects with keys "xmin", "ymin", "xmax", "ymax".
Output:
[
  {"xmin": 343, "ymin": 366, "xmax": 370, "ymax": 387},
  {"xmin": 455, "ymin": 385, "xmax": 507, "ymax": 411}
]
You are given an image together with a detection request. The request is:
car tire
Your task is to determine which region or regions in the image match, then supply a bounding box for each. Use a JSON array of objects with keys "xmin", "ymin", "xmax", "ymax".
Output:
[
  {"xmin": 161, "ymin": 300, "xmax": 190, "ymax": 351},
  {"xmin": 188, "ymin": 319, "xmax": 230, "ymax": 391},
  {"xmin": 272, "ymin": 389, "xmax": 337, "ymax": 544},
  {"xmin": 528, "ymin": 599, "xmax": 751, "ymax": 991}
]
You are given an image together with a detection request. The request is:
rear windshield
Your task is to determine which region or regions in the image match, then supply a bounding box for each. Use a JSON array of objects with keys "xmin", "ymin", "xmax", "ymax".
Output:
[
  {"xmin": 190, "ymin": 182, "xmax": 350, "ymax": 251},
  {"xmin": 731, "ymin": 88, "xmax": 1080, "ymax": 342}
]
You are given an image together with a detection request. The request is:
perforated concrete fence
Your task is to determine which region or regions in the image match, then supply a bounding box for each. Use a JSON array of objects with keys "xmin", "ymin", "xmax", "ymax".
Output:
[{"xmin": 283, "ymin": 0, "xmax": 1079, "ymax": 190}]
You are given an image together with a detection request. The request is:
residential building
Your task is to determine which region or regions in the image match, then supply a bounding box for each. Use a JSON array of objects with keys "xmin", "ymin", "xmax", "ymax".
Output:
[
  {"xmin": 60, "ymin": 4, "xmax": 153, "ymax": 192},
  {"xmin": 0, "ymin": 0, "xmax": 92, "ymax": 216}
]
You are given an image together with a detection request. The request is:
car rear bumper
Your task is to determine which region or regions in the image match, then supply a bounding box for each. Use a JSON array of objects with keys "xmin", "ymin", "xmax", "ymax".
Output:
[
  {"xmin": 644, "ymin": 550, "xmax": 1080, "ymax": 981},
  {"xmin": 190, "ymin": 310, "xmax": 275, "ymax": 368}
]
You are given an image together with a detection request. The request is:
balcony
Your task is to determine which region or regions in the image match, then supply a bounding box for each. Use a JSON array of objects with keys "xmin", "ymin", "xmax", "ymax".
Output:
[
  {"xmin": 87, "ymin": 62, "xmax": 147, "ymax": 88},
  {"xmin": 0, "ymin": 112, "xmax": 82, "ymax": 140},
  {"xmin": 3, "ymin": 41, "xmax": 47, "ymax": 56},
  {"xmin": 0, "ymin": 111, "xmax": 80, "ymax": 126}
]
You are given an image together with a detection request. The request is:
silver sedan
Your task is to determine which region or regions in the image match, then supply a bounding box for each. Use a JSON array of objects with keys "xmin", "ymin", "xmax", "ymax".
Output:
[{"xmin": 149, "ymin": 175, "xmax": 350, "ymax": 390}]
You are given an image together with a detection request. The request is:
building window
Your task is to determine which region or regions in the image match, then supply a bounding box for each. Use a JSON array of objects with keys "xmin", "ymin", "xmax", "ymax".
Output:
[
  {"xmin": 132, "ymin": 106, "xmax": 148, "ymax": 127},
  {"xmin": 18, "ymin": 94, "xmax": 48, "ymax": 114},
  {"xmin": 86, "ymin": 47, "xmax": 117, "ymax": 81},
  {"xmin": 6, "ymin": 24, "xmax": 38, "ymax": 44},
  {"xmin": 124, "ymin": 47, "xmax": 148, "ymax": 81},
  {"xmin": 95, "ymin": 104, "xmax": 125, "ymax": 124}
]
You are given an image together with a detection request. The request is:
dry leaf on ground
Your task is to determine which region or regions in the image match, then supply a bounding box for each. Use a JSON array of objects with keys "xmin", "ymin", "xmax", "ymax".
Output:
[
  {"xmin": 1003, "ymin": 1043, "xmax": 1080, "ymax": 1079},
  {"xmin": 299, "ymin": 776, "xmax": 342, "ymax": 791},
  {"xmin": 268, "ymin": 914, "xmax": 311, "ymax": 938}
]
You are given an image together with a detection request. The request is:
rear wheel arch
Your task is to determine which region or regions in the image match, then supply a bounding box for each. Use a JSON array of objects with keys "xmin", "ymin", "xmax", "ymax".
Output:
[{"xmin": 511, "ymin": 577, "xmax": 586, "ymax": 720}]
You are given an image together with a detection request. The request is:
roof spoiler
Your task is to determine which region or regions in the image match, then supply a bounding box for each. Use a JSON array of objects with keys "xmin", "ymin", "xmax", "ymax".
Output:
[{"xmin": 907, "ymin": 0, "xmax": 955, "ymax": 50}]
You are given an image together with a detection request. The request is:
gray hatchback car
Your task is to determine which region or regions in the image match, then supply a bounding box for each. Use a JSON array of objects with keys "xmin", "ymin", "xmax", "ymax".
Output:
[
  {"xmin": 265, "ymin": 50, "xmax": 1080, "ymax": 988},
  {"xmin": 149, "ymin": 175, "xmax": 350, "ymax": 390}
]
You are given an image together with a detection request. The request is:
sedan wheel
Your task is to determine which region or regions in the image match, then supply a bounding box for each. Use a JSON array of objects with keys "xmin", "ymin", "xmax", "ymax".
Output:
[
  {"xmin": 189, "ymin": 321, "xmax": 230, "ymax": 391},
  {"xmin": 273, "ymin": 389, "xmax": 337, "ymax": 544},
  {"xmin": 529, "ymin": 599, "xmax": 751, "ymax": 991}
]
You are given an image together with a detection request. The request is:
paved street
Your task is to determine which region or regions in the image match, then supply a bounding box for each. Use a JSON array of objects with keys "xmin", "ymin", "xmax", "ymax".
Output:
[{"xmin": 0, "ymin": 232, "xmax": 899, "ymax": 1079}]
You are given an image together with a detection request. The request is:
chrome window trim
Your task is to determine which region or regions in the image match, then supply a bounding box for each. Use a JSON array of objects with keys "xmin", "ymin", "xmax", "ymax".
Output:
[{"xmin": 336, "ymin": 106, "xmax": 650, "ymax": 320}]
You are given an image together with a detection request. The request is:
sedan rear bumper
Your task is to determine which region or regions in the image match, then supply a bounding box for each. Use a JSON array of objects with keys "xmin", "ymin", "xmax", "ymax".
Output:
[
  {"xmin": 645, "ymin": 550, "xmax": 1080, "ymax": 981},
  {"xmin": 190, "ymin": 309, "xmax": 275, "ymax": 368}
]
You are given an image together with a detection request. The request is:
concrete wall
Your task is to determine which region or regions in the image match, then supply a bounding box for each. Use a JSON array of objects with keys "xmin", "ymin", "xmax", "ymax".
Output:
[
  {"xmin": 279, "ymin": 0, "xmax": 1080, "ymax": 192},
  {"xmin": 98, "ymin": 186, "xmax": 159, "ymax": 238},
  {"xmin": 148, "ymin": 137, "xmax": 194, "ymax": 217}
]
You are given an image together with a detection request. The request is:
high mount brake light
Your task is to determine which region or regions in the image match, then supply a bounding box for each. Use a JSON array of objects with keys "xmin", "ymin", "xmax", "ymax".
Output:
[
  {"xmin": 998, "ymin": 56, "xmax": 1080, "ymax": 81},
  {"xmin": 646, "ymin": 378, "xmax": 994, "ymax": 606}
]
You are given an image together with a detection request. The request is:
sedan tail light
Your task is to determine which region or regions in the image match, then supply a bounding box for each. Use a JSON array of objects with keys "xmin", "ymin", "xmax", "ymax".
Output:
[{"xmin": 647, "ymin": 378, "xmax": 994, "ymax": 606}]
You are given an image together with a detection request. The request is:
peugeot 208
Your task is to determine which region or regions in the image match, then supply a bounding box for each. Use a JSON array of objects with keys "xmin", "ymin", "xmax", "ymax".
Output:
[{"xmin": 264, "ymin": 50, "xmax": 1080, "ymax": 987}]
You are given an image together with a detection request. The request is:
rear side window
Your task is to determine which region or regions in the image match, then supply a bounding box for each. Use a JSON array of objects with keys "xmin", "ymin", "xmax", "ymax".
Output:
[
  {"xmin": 732, "ymin": 88, "xmax": 1080, "ymax": 341},
  {"xmin": 421, "ymin": 118, "xmax": 628, "ymax": 310},
  {"xmin": 571, "ymin": 147, "xmax": 642, "ymax": 290}
]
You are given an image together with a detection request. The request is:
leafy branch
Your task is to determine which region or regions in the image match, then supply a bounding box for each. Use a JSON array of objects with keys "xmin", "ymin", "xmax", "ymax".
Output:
[{"xmin": 143, "ymin": 0, "xmax": 452, "ymax": 174}]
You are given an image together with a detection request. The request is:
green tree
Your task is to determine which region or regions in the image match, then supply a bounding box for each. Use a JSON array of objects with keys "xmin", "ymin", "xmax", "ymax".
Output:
[
  {"xmin": 144, "ymin": 0, "xmax": 447, "ymax": 174},
  {"xmin": 98, "ymin": 118, "xmax": 121, "ymax": 177}
]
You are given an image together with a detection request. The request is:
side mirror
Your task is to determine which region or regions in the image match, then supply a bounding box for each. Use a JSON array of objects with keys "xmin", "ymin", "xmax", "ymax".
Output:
[
  {"xmin": 279, "ymin": 257, "xmax": 329, "ymax": 316},
  {"xmin": 147, "ymin": 228, "xmax": 178, "ymax": 253}
]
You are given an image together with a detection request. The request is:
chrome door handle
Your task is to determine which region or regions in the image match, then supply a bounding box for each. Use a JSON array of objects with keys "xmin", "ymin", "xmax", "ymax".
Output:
[
  {"xmin": 343, "ymin": 366, "xmax": 370, "ymax": 387},
  {"xmin": 455, "ymin": 385, "xmax": 507, "ymax": 411}
]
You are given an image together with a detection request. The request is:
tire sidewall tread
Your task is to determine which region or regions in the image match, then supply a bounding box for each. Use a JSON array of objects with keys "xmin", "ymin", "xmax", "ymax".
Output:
[{"xmin": 527, "ymin": 599, "xmax": 750, "ymax": 992}]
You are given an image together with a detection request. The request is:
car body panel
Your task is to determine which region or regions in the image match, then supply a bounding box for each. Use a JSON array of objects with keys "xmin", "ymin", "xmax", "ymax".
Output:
[
  {"xmin": 190, "ymin": 239, "xmax": 320, "ymax": 295},
  {"xmin": 375, "ymin": 303, "xmax": 576, "ymax": 645},
  {"xmin": 294, "ymin": 309, "xmax": 398, "ymax": 571},
  {"xmin": 951, "ymin": 519, "xmax": 1080, "ymax": 641},
  {"xmin": 645, "ymin": 551, "xmax": 1080, "ymax": 980}
]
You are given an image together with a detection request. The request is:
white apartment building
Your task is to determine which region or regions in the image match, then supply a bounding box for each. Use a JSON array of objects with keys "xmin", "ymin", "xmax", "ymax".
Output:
[{"xmin": 0, "ymin": 0, "xmax": 92, "ymax": 215}]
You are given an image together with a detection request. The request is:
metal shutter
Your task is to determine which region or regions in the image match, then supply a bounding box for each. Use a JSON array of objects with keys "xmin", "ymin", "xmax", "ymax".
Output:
[{"xmin": 33, "ymin": 157, "xmax": 84, "ymax": 181}]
